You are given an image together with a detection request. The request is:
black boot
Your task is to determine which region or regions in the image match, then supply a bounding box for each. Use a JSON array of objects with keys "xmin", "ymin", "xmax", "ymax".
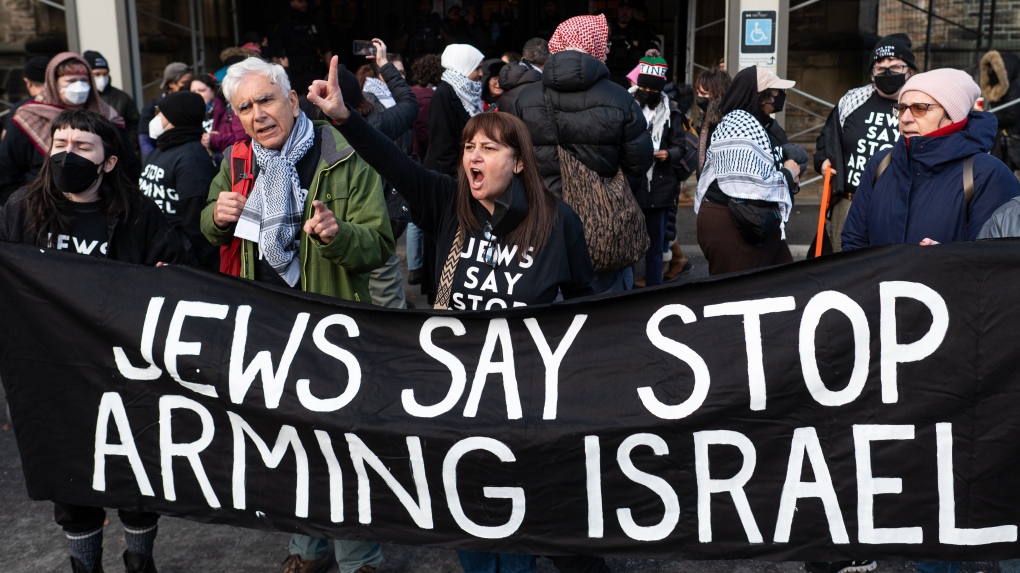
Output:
[
  {"xmin": 123, "ymin": 551, "xmax": 157, "ymax": 573},
  {"xmin": 70, "ymin": 552, "xmax": 104, "ymax": 573}
]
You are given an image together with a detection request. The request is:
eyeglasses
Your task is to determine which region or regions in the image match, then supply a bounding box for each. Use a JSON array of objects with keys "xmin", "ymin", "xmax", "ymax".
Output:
[
  {"xmin": 874, "ymin": 64, "xmax": 909, "ymax": 75},
  {"xmin": 482, "ymin": 223, "xmax": 498, "ymax": 268},
  {"xmin": 759, "ymin": 89, "xmax": 779, "ymax": 100},
  {"xmin": 892, "ymin": 102, "xmax": 942, "ymax": 117}
]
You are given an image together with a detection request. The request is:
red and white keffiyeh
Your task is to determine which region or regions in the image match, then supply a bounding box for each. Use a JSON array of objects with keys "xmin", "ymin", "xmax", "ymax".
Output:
[{"xmin": 548, "ymin": 14, "xmax": 610, "ymax": 61}]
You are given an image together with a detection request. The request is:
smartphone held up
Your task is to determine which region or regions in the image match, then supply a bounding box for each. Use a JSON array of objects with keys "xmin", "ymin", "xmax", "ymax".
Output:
[{"xmin": 353, "ymin": 40, "xmax": 376, "ymax": 56}]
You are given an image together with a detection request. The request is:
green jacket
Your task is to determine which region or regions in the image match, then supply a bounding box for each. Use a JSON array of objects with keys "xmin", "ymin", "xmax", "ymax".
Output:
[{"xmin": 200, "ymin": 121, "xmax": 394, "ymax": 303}]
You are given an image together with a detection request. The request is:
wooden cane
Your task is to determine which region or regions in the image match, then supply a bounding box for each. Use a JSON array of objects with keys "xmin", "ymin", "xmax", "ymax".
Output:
[{"xmin": 815, "ymin": 167, "xmax": 834, "ymax": 258}]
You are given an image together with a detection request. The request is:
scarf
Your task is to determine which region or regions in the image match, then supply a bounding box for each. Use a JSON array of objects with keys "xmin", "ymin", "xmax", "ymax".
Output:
[
  {"xmin": 695, "ymin": 109, "xmax": 791, "ymax": 222},
  {"xmin": 442, "ymin": 69, "xmax": 483, "ymax": 117},
  {"xmin": 838, "ymin": 84, "xmax": 876, "ymax": 128},
  {"xmin": 548, "ymin": 15, "xmax": 609, "ymax": 61},
  {"xmin": 632, "ymin": 87, "xmax": 671, "ymax": 186},
  {"xmin": 234, "ymin": 113, "xmax": 316, "ymax": 286},
  {"xmin": 155, "ymin": 125, "xmax": 206, "ymax": 150},
  {"xmin": 12, "ymin": 52, "xmax": 124, "ymax": 154},
  {"xmin": 363, "ymin": 77, "xmax": 396, "ymax": 109}
]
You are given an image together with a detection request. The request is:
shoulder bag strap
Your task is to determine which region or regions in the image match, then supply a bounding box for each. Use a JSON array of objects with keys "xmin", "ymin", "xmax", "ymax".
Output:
[
  {"xmin": 433, "ymin": 226, "xmax": 465, "ymax": 310},
  {"xmin": 542, "ymin": 86, "xmax": 560, "ymax": 144},
  {"xmin": 872, "ymin": 152, "xmax": 893, "ymax": 186},
  {"xmin": 962, "ymin": 154, "xmax": 976, "ymax": 228},
  {"xmin": 962, "ymin": 155, "xmax": 976, "ymax": 208}
]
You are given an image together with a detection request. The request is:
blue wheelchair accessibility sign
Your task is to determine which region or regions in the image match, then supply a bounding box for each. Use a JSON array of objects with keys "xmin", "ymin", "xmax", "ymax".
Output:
[{"xmin": 746, "ymin": 19, "xmax": 771, "ymax": 46}]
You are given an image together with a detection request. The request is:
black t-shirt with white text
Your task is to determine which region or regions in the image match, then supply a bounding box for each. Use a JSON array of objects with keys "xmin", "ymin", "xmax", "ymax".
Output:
[
  {"xmin": 840, "ymin": 92, "xmax": 900, "ymax": 193},
  {"xmin": 50, "ymin": 201, "xmax": 108, "ymax": 258}
]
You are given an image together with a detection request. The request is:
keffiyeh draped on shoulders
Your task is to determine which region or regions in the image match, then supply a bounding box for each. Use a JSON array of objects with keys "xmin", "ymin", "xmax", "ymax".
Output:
[{"xmin": 695, "ymin": 109, "xmax": 792, "ymax": 222}]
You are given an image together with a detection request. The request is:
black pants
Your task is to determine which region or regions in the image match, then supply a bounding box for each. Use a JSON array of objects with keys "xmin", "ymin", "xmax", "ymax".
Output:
[
  {"xmin": 548, "ymin": 555, "xmax": 612, "ymax": 573},
  {"xmin": 54, "ymin": 502, "xmax": 159, "ymax": 534}
]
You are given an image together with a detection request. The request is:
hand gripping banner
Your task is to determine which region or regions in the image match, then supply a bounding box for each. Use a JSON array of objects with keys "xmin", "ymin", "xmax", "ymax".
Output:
[{"xmin": 2, "ymin": 240, "xmax": 1020, "ymax": 561}]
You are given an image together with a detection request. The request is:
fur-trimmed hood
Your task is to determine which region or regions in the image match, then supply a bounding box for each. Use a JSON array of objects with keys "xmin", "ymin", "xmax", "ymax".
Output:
[
  {"xmin": 981, "ymin": 50, "xmax": 1020, "ymax": 102},
  {"xmin": 219, "ymin": 46, "xmax": 260, "ymax": 63}
]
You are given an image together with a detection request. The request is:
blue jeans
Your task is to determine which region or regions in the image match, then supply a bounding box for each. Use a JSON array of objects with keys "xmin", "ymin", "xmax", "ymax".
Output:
[
  {"xmin": 591, "ymin": 267, "xmax": 633, "ymax": 294},
  {"xmin": 406, "ymin": 222, "xmax": 424, "ymax": 271},
  {"xmin": 289, "ymin": 535, "xmax": 382, "ymax": 573},
  {"xmin": 456, "ymin": 551, "xmax": 536, "ymax": 573},
  {"xmin": 1001, "ymin": 560, "xmax": 1020, "ymax": 573},
  {"xmin": 916, "ymin": 563, "xmax": 960, "ymax": 573},
  {"xmin": 643, "ymin": 207, "xmax": 667, "ymax": 286}
]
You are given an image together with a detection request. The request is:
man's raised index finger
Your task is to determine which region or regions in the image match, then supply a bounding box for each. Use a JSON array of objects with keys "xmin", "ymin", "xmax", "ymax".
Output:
[{"xmin": 327, "ymin": 55, "xmax": 338, "ymax": 88}]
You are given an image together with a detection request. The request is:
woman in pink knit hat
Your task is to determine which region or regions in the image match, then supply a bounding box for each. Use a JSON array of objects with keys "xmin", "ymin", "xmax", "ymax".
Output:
[{"xmin": 842, "ymin": 68, "xmax": 1020, "ymax": 251}]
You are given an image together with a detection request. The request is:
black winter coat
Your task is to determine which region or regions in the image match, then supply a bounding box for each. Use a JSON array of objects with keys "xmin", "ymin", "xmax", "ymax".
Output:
[
  {"xmin": 511, "ymin": 50, "xmax": 653, "ymax": 198},
  {"xmin": 423, "ymin": 81, "xmax": 470, "ymax": 178},
  {"xmin": 139, "ymin": 138, "xmax": 218, "ymax": 269},
  {"xmin": 497, "ymin": 64, "xmax": 541, "ymax": 116},
  {"xmin": 364, "ymin": 62, "xmax": 420, "ymax": 235},
  {"xmin": 0, "ymin": 186, "xmax": 187, "ymax": 266},
  {"xmin": 637, "ymin": 100, "xmax": 686, "ymax": 209}
]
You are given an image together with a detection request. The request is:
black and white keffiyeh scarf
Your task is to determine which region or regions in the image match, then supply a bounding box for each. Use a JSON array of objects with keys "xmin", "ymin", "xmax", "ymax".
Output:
[
  {"xmin": 695, "ymin": 109, "xmax": 792, "ymax": 222},
  {"xmin": 838, "ymin": 85, "xmax": 875, "ymax": 128},
  {"xmin": 631, "ymin": 86, "xmax": 671, "ymax": 186},
  {"xmin": 441, "ymin": 68, "xmax": 483, "ymax": 117},
  {"xmin": 234, "ymin": 112, "xmax": 315, "ymax": 286}
]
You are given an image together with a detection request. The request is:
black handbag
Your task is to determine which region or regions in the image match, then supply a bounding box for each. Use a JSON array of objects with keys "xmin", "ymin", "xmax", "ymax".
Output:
[{"xmin": 727, "ymin": 198, "xmax": 782, "ymax": 247}]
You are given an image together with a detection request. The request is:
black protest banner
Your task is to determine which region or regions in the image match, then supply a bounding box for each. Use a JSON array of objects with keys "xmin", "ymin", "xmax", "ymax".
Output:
[{"xmin": 2, "ymin": 240, "xmax": 1020, "ymax": 562}]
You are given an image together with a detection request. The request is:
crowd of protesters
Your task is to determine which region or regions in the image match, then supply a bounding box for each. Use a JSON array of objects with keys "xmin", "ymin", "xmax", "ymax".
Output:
[{"xmin": 3, "ymin": 1, "xmax": 1020, "ymax": 572}]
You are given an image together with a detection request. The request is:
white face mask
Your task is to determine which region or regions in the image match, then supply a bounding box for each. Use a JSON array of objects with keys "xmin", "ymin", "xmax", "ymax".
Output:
[
  {"xmin": 148, "ymin": 115, "xmax": 166, "ymax": 139},
  {"xmin": 94, "ymin": 75, "xmax": 110, "ymax": 92},
  {"xmin": 62, "ymin": 81, "xmax": 91, "ymax": 106}
]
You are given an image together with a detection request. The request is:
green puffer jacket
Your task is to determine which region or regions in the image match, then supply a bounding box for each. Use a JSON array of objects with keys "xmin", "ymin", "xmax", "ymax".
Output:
[{"xmin": 200, "ymin": 121, "xmax": 394, "ymax": 303}]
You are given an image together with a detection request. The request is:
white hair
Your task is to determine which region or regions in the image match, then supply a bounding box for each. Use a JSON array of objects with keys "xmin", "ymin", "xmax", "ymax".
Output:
[{"xmin": 221, "ymin": 57, "xmax": 292, "ymax": 105}]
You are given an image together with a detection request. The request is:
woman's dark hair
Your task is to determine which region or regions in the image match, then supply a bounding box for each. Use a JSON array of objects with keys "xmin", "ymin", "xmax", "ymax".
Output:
[
  {"xmin": 455, "ymin": 113, "xmax": 557, "ymax": 259},
  {"xmin": 696, "ymin": 66, "xmax": 731, "ymax": 100},
  {"xmin": 24, "ymin": 109, "xmax": 139, "ymax": 247},
  {"xmin": 411, "ymin": 54, "xmax": 443, "ymax": 87},
  {"xmin": 192, "ymin": 73, "xmax": 226, "ymax": 105}
]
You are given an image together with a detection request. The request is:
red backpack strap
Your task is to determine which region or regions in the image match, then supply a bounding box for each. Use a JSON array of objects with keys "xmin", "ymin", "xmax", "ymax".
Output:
[
  {"xmin": 231, "ymin": 140, "xmax": 254, "ymax": 197},
  {"xmin": 219, "ymin": 140, "xmax": 254, "ymax": 276}
]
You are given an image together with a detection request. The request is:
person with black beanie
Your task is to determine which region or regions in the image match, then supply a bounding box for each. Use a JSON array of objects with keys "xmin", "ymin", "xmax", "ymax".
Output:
[
  {"xmin": 813, "ymin": 33, "xmax": 918, "ymax": 253},
  {"xmin": 1, "ymin": 56, "xmax": 48, "ymax": 141},
  {"xmin": 83, "ymin": 50, "xmax": 142, "ymax": 157},
  {"xmin": 138, "ymin": 90, "xmax": 219, "ymax": 269}
]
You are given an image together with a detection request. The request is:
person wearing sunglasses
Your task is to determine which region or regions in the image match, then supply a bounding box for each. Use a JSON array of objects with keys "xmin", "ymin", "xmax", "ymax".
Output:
[
  {"xmin": 814, "ymin": 33, "xmax": 918, "ymax": 253},
  {"xmin": 842, "ymin": 68, "xmax": 1020, "ymax": 252}
]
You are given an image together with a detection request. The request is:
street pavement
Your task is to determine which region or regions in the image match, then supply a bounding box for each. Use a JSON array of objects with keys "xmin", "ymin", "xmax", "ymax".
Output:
[{"xmin": 0, "ymin": 203, "xmax": 997, "ymax": 572}]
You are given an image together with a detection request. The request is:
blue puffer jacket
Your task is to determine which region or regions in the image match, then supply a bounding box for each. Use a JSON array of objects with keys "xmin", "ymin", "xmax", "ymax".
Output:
[{"xmin": 842, "ymin": 111, "xmax": 1020, "ymax": 250}]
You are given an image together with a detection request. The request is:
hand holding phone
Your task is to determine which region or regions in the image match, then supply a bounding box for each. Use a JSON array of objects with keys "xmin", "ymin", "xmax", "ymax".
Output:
[{"xmin": 353, "ymin": 40, "xmax": 375, "ymax": 56}]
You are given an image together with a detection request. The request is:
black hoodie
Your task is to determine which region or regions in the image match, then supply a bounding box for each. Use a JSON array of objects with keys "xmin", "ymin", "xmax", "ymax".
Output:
[{"xmin": 138, "ymin": 136, "xmax": 218, "ymax": 269}]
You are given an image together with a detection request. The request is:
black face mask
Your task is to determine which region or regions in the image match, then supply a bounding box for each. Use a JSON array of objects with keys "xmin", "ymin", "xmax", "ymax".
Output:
[
  {"xmin": 696, "ymin": 96, "xmax": 710, "ymax": 111},
  {"xmin": 770, "ymin": 90, "xmax": 787, "ymax": 113},
  {"xmin": 50, "ymin": 151, "xmax": 103, "ymax": 195},
  {"xmin": 634, "ymin": 89, "xmax": 662, "ymax": 109},
  {"xmin": 874, "ymin": 72, "xmax": 907, "ymax": 95}
]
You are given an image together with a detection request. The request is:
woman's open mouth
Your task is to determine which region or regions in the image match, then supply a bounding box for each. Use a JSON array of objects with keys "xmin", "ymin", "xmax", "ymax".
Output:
[{"xmin": 470, "ymin": 168, "xmax": 485, "ymax": 188}]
